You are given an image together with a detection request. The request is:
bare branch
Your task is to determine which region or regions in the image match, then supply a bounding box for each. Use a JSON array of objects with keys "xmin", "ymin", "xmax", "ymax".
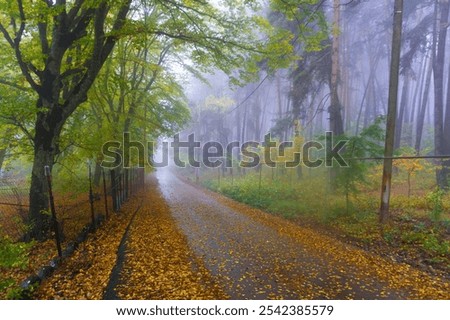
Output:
[
  {"xmin": 0, "ymin": 115, "xmax": 34, "ymax": 143},
  {"xmin": 13, "ymin": 48, "xmax": 41, "ymax": 91},
  {"xmin": 0, "ymin": 23, "xmax": 15, "ymax": 48},
  {"xmin": 67, "ymin": 0, "xmax": 84, "ymax": 26},
  {"xmin": 0, "ymin": 4, "xmax": 41, "ymax": 91},
  {"xmin": 15, "ymin": 0, "xmax": 26, "ymax": 42},
  {"xmin": 0, "ymin": 79, "xmax": 33, "ymax": 92},
  {"xmin": 66, "ymin": 8, "xmax": 95, "ymax": 47},
  {"xmin": 60, "ymin": 68, "xmax": 84, "ymax": 80}
]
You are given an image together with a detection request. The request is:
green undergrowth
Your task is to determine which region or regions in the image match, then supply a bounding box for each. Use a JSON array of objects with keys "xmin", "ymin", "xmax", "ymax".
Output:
[{"xmin": 0, "ymin": 235, "xmax": 33, "ymax": 299}]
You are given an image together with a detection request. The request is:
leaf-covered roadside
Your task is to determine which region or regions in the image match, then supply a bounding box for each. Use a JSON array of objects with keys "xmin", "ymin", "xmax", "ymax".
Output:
[
  {"xmin": 114, "ymin": 176, "xmax": 227, "ymax": 300},
  {"xmin": 34, "ymin": 177, "xmax": 226, "ymax": 300},
  {"xmin": 0, "ymin": 194, "xmax": 108, "ymax": 299},
  {"xmin": 34, "ymin": 195, "xmax": 143, "ymax": 299}
]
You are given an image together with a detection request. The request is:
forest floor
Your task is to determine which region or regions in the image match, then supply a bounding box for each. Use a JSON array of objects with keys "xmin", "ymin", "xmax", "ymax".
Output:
[
  {"xmin": 0, "ymin": 193, "xmax": 109, "ymax": 299},
  {"xmin": 34, "ymin": 168, "xmax": 450, "ymax": 299}
]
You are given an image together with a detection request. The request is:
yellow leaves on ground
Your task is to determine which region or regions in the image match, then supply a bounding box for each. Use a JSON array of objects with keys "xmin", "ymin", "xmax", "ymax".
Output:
[
  {"xmin": 115, "ymin": 176, "xmax": 227, "ymax": 300},
  {"xmin": 35, "ymin": 196, "xmax": 143, "ymax": 300},
  {"xmin": 0, "ymin": 239, "xmax": 55, "ymax": 299},
  {"xmin": 1, "ymin": 193, "xmax": 108, "ymax": 299}
]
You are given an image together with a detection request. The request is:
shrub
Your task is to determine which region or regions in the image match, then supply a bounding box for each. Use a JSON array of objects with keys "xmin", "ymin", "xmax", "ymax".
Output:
[
  {"xmin": 426, "ymin": 188, "xmax": 445, "ymax": 222},
  {"xmin": 0, "ymin": 236, "xmax": 32, "ymax": 298}
]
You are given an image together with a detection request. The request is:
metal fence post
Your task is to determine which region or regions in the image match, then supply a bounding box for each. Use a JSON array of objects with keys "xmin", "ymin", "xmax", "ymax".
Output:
[
  {"xmin": 129, "ymin": 168, "xmax": 133, "ymax": 196},
  {"xmin": 125, "ymin": 168, "xmax": 129, "ymax": 200},
  {"xmin": 102, "ymin": 169, "xmax": 109, "ymax": 219},
  {"xmin": 110, "ymin": 170, "xmax": 118, "ymax": 212},
  {"xmin": 88, "ymin": 163, "xmax": 96, "ymax": 228},
  {"xmin": 118, "ymin": 172, "xmax": 123, "ymax": 209}
]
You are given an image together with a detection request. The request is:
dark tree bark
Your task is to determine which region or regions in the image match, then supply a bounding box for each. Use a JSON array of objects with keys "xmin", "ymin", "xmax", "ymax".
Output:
[
  {"xmin": 0, "ymin": 148, "xmax": 6, "ymax": 172},
  {"xmin": 93, "ymin": 160, "xmax": 103, "ymax": 187},
  {"xmin": 329, "ymin": 0, "xmax": 344, "ymax": 137},
  {"xmin": 328, "ymin": 0, "xmax": 345, "ymax": 190},
  {"xmin": 433, "ymin": 0, "xmax": 450, "ymax": 189},
  {"xmin": 443, "ymin": 1, "xmax": 450, "ymax": 177}
]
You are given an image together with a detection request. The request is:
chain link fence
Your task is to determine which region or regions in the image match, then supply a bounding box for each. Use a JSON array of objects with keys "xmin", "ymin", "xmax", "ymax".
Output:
[{"xmin": 0, "ymin": 176, "xmax": 28, "ymax": 241}]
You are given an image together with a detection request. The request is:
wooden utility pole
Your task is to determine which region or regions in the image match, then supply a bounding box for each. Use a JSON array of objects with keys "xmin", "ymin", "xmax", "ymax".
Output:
[{"xmin": 380, "ymin": 0, "xmax": 404, "ymax": 223}]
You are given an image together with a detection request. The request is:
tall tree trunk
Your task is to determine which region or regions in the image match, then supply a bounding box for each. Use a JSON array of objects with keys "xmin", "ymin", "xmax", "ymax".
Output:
[
  {"xmin": 240, "ymin": 103, "xmax": 248, "ymax": 175},
  {"xmin": 394, "ymin": 74, "xmax": 410, "ymax": 149},
  {"xmin": 433, "ymin": 0, "xmax": 450, "ymax": 189},
  {"xmin": 0, "ymin": 148, "xmax": 6, "ymax": 172},
  {"xmin": 284, "ymin": 83, "xmax": 292, "ymax": 141},
  {"xmin": 444, "ymin": 82, "xmax": 450, "ymax": 160},
  {"xmin": 443, "ymin": 2, "xmax": 450, "ymax": 177},
  {"xmin": 241, "ymin": 103, "xmax": 247, "ymax": 143},
  {"xmin": 235, "ymin": 103, "xmax": 242, "ymax": 174},
  {"xmin": 341, "ymin": 19, "xmax": 351, "ymax": 132},
  {"xmin": 329, "ymin": 0, "xmax": 344, "ymax": 136},
  {"xmin": 29, "ymin": 110, "xmax": 65, "ymax": 240},
  {"xmin": 415, "ymin": 0, "xmax": 437, "ymax": 154},
  {"xmin": 408, "ymin": 54, "xmax": 427, "ymax": 147},
  {"xmin": 380, "ymin": 0, "xmax": 404, "ymax": 223},
  {"xmin": 254, "ymin": 96, "xmax": 262, "ymax": 141},
  {"xmin": 328, "ymin": 0, "xmax": 344, "ymax": 189},
  {"xmin": 276, "ymin": 72, "xmax": 283, "ymax": 120},
  {"xmin": 363, "ymin": 72, "xmax": 377, "ymax": 128},
  {"xmin": 93, "ymin": 160, "xmax": 102, "ymax": 187},
  {"xmin": 355, "ymin": 47, "xmax": 381, "ymax": 135},
  {"xmin": 260, "ymin": 92, "xmax": 268, "ymax": 139},
  {"xmin": 236, "ymin": 103, "xmax": 242, "ymax": 143}
]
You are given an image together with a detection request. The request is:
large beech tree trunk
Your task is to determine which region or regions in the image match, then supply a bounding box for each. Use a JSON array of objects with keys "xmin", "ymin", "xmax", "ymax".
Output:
[{"xmin": 28, "ymin": 108, "xmax": 66, "ymax": 238}]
